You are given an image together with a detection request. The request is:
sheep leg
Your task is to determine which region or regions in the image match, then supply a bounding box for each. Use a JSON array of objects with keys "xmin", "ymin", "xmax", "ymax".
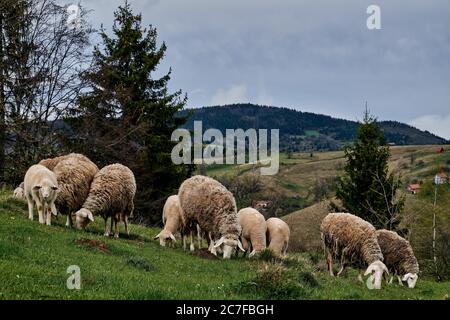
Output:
[
  {"xmin": 46, "ymin": 204, "xmax": 52, "ymax": 226},
  {"xmin": 113, "ymin": 217, "xmax": 119, "ymax": 239},
  {"xmin": 282, "ymin": 241, "xmax": 289, "ymax": 258},
  {"xmin": 183, "ymin": 234, "xmax": 187, "ymax": 251},
  {"xmin": 397, "ymin": 276, "xmax": 403, "ymax": 286},
  {"xmin": 337, "ymin": 263, "xmax": 346, "ymax": 277},
  {"xmin": 27, "ymin": 198, "xmax": 34, "ymax": 221},
  {"xmin": 326, "ymin": 249, "xmax": 334, "ymax": 276},
  {"xmin": 189, "ymin": 230, "xmax": 195, "ymax": 252},
  {"xmin": 388, "ymin": 275, "xmax": 394, "ymax": 284},
  {"xmin": 104, "ymin": 217, "xmax": 110, "ymax": 237},
  {"xmin": 357, "ymin": 272, "xmax": 364, "ymax": 283},
  {"xmin": 196, "ymin": 224, "xmax": 202, "ymax": 248},
  {"xmin": 36, "ymin": 200, "xmax": 45, "ymax": 224},
  {"xmin": 124, "ymin": 216, "xmax": 129, "ymax": 236},
  {"xmin": 66, "ymin": 214, "xmax": 73, "ymax": 228}
]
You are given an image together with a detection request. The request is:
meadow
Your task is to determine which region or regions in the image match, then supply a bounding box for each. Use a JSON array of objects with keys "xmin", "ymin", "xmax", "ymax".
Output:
[{"xmin": 1, "ymin": 189, "xmax": 448, "ymax": 300}]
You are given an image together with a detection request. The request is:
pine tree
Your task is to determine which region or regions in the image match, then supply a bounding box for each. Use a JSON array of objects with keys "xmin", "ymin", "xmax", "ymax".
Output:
[
  {"xmin": 334, "ymin": 109, "xmax": 405, "ymax": 230},
  {"xmin": 68, "ymin": 1, "xmax": 193, "ymax": 223}
]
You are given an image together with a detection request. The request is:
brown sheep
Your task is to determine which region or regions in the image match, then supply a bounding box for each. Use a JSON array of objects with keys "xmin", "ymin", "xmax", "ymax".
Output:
[
  {"xmin": 376, "ymin": 229, "xmax": 419, "ymax": 288},
  {"xmin": 74, "ymin": 164, "xmax": 136, "ymax": 238},
  {"xmin": 52, "ymin": 155, "xmax": 99, "ymax": 227},
  {"xmin": 178, "ymin": 175, "xmax": 244, "ymax": 259},
  {"xmin": 320, "ymin": 212, "xmax": 388, "ymax": 290}
]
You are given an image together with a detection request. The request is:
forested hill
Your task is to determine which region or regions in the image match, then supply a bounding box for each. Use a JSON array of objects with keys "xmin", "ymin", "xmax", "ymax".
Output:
[{"xmin": 179, "ymin": 104, "xmax": 448, "ymax": 152}]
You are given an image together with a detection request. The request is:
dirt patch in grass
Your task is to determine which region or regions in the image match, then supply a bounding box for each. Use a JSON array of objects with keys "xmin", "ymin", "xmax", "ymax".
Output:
[
  {"xmin": 190, "ymin": 248, "xmax": 219, "ymax": 260},
  {"xmin": 75, "ymin": 238, "xmax": 110, "ymax": 254}
]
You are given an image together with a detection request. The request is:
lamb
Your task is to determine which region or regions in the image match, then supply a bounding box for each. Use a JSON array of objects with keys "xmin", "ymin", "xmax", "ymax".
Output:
[
  {"xmin": 74, "ymin": 163, "xmax": 136, "ymax": 238},
  {"xmin": 320, "ymin": 212, "xmax": 389, "ymax": 290},
  {"xmin": 237, "ymin": 207, "xmax": 267, "ymax": 257},
  {"xmin": 376, "ymin": 229, "xmax": 419, "ymax": 288},
  {"xmin": 13, "ymin": 182, "xmax": 25, "ymax": 199},
  {"xmin": 266, "ymin": 217, "xmax": 290, "ymax": 257},
  {"xmin": 52, "ymin": 155, "xmax": 99, "ymax": 227},
  {"xmin": 23, "ymin": 164, "xmax": 59, "ymax": 225},
  {"xmin": 178, "ymin": 175, "xmax": 244, "ymax": 259},
  {"xmin": 154, "ymin": 195, "xmax": 182, "ymax": 247}
]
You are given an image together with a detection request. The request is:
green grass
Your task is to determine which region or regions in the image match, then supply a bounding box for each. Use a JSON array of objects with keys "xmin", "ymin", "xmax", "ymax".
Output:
[{"xmin": 0, "ymin": 189, "xmax": 449, "ymax": 300}]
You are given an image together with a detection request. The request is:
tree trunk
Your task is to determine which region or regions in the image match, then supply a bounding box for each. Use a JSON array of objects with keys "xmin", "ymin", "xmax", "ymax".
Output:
[{"xmin": 0, "ymin": 12, "xmax": 5, "ymax": 183}]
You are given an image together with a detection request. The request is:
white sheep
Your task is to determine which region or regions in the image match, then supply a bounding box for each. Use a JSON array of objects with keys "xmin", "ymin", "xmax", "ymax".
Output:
[
  {"xmin": 23, "ymin": 164, "xmax": 59, "ymax": 225},
  {"xmin": 237, "ymin": 207, "xmax": 267, "ymax": 257},
  {"xmin": 13, "ymin": 182, "xmax": 25, "ymax": 199},
  {"xmin": 266, "ymin": 217, "xmax": 290, "ymax": 257},
  {"xmin": 320, "ymin": 212, "xmax": 389, "ymax": 290},
  {"xmin": 154, "ymin": 195, "xmax": 182, "ymax": 247},
  {"xmin": 178, "ymin": 175, "xmax": 244, "ymax": 259}
]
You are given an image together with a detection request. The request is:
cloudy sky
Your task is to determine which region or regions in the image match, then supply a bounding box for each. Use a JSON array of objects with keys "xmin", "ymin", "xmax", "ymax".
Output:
[{"xmin": 74, "ymin": 0, "xmax": 450, "ymax": 139}]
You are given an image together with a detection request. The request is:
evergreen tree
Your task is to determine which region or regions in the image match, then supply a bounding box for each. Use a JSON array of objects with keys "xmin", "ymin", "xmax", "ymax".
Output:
[
  {"xmin": 68, "ymin": 1, "xmax": 193, "ymax": 223},
  {"xmin": 334, "ymin": 109, "xmax": 405, "ymax": 230}
]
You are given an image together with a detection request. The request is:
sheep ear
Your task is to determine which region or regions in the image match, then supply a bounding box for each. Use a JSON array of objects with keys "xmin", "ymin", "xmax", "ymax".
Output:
[
  {"xmin": 402, "ymin": 273, "xmax": 412, "ymax": 281},
  {"xmin": 170, "ymin": 233, "xmax": 176, "ymax": 241},
  {"xmin": 237, "ymin": 239, "xmax": 245, "ymax": 252},
  {"xmin": 32, "ymin": 185, "xmax": 42, "ymax": 191},
  {"xmin": 87, "ymin": 211, "xmax": 94, "ymax": 222},
  {"xmin": 214, "ymin": 237, "xmax": 225, "ymax": 248},
  {"xmin": 154, "ymin": 233, "xmax": 161, "ymax": 240}
]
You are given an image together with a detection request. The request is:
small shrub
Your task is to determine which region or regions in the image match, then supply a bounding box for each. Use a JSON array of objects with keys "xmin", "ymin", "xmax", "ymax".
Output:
[
  {"xmin": 126, "ymin": 256, "xmax": 155, "ymax": 272},
  {"xmin": 234, "ymin": 264, "xmax": 311, "ymax": 299}
]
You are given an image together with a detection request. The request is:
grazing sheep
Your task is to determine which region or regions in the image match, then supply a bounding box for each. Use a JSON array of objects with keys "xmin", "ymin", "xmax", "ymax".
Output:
[
  {"xmin": 13, "ymin": 182, "xmax": 25, "ymax": 199},
  {"xmin": 266, "ymin": 217, "xmax": 290, "ymax": 257},
  {"xmin": 39, "ymin": 153, "xmax": 92, "ymax": 171},
  {"xmin": 52, "ymin": 155, "xmax": 99, "ymax": 227},
  {"xmin": 23, "ymin": 165, "xmax": 59, "ymax": 225},
  {"xmin": 154, "ymin": 195, "xmax": 182, "ymax": 247},
  {"xmin": 320, "ymin": 212, "xmax": 388, "ymax": 290},
  {"xmin": 376, "ymin": 229, "xmax": 419, "ymax": 288},
  {"xmin": 237, "ymin": 207, "xmax": 267, "ymax": 257},
  {"xmin": 178, "ymin": 175, "xmax": 244, "ymax": 259},
  {"xmin": 74, "ymin": 163, "xmax": 136, "ymax": 238}
]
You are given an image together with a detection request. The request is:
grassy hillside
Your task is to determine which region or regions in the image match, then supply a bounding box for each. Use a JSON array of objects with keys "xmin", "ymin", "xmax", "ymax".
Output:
[
  {"xmin": 0, "ymin": 190, "xmax": 449, "ymax": 300},
  {"xmin": 205, "ymin": 145, "xmax": 450, "ymax": 215}
]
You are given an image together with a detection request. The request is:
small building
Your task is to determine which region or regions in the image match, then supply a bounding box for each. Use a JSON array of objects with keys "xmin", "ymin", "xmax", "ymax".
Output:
[
  {"xmin": 434, "ymin": 173, "xmax": 448, "ymax": 185},
  {"xmin": 407, "ymin": 184, "xmax": 421, "ymax": 194}
]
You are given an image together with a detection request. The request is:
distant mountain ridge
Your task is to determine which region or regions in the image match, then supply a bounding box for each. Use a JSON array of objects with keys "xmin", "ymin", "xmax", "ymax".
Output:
[{"xmin": 179, "ymin": 104, "xmax": 448, "ymax": 152}]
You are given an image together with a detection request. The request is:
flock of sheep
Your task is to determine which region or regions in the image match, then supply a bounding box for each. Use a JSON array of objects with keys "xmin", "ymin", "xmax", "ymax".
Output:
[{"xmin": 13, "ymin": 153, "xmax": 419, "ymax": 290}]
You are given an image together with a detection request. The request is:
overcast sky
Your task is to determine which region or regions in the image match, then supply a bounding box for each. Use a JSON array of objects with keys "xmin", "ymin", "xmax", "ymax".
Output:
[{"xmin": 73, "ymin": 0, "xmax": 450, "ymax": 139}]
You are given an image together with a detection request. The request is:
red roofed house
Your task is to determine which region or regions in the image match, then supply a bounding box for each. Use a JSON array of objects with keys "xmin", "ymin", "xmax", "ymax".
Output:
[{"xmin": 407, "ymin": 184, "xmax": 421, "ymax": 194}]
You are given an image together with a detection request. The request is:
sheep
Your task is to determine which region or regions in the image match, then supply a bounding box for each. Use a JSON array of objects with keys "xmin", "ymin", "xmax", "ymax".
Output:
[
  {"xmin": 154, "ymin": 195, "xmax": 182, "ymax": 247},
  {"xmin": 237, "ymin": 207, "xmax": 267, "ymax": 257},
  {"xmin": 266, "ymin": 217, "xmax": 290, "ymax": 257},
  {"xmin": 39, "ymin": 153, "xmax": 92, "ymax": 171},
  {"xmin": 74, "ymin": 163, "xmax": 136, "ymax": 238},
  {"xmin": 13, "ymin": 182, "xmax": 25, "ymax": 199},
  {"xmin": 178, "ymin": 175, "xmax": 244, "ymax": 259},
  {"xmin": 320, "ymin": 212, "xmax": 389, "ymax": 290},
  {"xmin": 23, "ymin": 164, "xmax": 59, "ymax": 225},
  {"xmin": 376, "ymin": 229, "xmax": 419, "ymax": 288},
  {"xmin": 52, "ymin": 155, "xmax": 99, "ymax": 228}
]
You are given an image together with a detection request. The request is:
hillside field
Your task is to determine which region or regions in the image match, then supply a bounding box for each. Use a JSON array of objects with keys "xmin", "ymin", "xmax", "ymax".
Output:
[{"xmin": 0, "ymin": 190, "xmax": 449, "ymax": 300}]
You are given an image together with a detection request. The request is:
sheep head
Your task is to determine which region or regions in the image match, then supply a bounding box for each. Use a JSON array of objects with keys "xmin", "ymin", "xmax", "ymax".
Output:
[
  {"xmin": 402, "ymin": 273, "xmax": 418, "ymax": 288},
  {"xmin": 364, "ymin": 260, "xmax": 389, "ymax": 290},
  {"xmin": 75, "ymin": 208, "xmax": 94, "ymax": 230},
  {"xmin": 32, "ymin": 180, "xmax": 58, "ymax": 201},
  {"xmin": 154, "ymin": 230, "xmax": 176, "ymax": 246},
  {"xmin": 214, "ymin": 236, "xmax": 245, "ymax": 259}
]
